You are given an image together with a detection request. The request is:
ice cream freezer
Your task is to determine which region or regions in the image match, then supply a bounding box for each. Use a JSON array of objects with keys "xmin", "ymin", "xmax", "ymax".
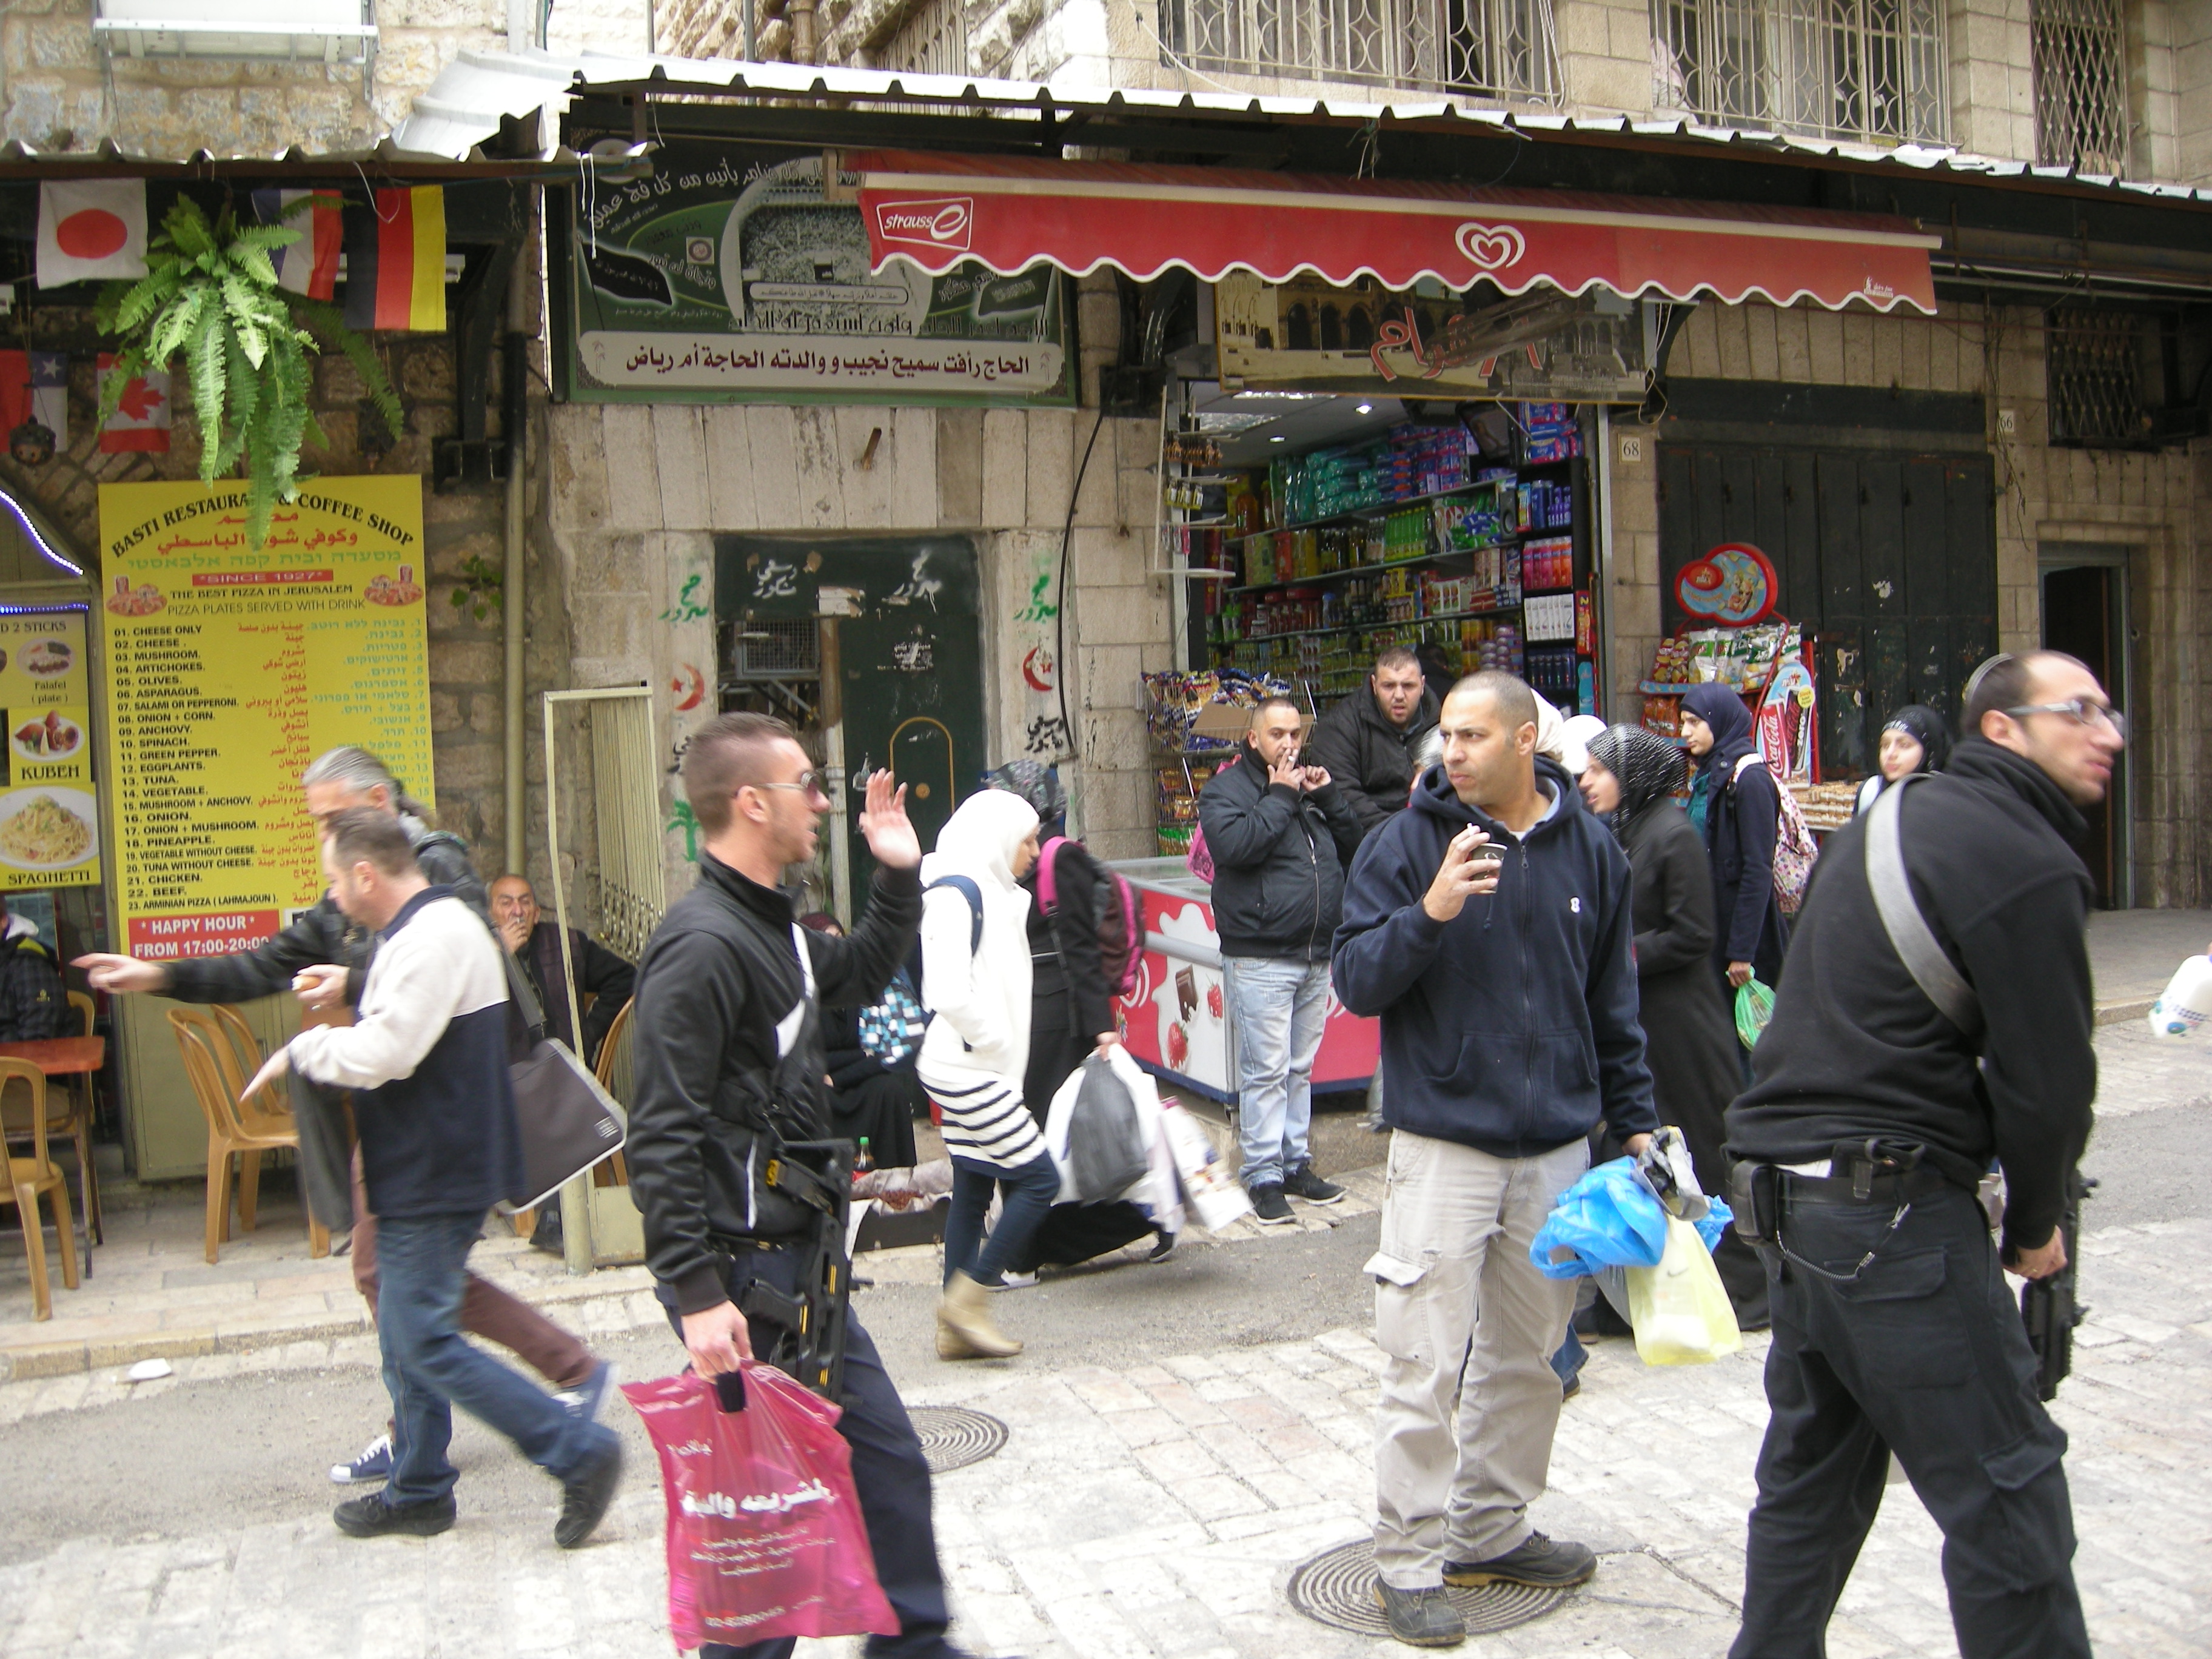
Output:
[{"xmin": 1105, "ymin": 857, "xmax": 1379, "ymax": 1105}]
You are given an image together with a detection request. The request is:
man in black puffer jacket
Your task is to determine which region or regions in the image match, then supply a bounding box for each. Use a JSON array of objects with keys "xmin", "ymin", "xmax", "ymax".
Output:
[
  {"xmin": 1304, "ymin": 645, "xmax": 1440, "ymax": 838},
  {"xmin": 1197, "ymin": 695, "xmax": 1364, "ymax": 1224},
  {"xmin": 1722, "ymin": 651, "xmax": 2117, "ymax": 1659},
  {"xmin": 77, "ymin": 746, "xmax": 606, "ymax": 1490}
]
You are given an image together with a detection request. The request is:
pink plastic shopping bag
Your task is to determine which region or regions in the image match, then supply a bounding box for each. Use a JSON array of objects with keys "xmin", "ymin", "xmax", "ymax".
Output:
[{"xmin": 622, "ymin": 1364, "xmax": 900, "ymax": 1651}]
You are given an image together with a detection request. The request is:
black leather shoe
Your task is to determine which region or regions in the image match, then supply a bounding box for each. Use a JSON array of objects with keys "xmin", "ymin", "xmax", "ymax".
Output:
[
  {"xmin": 555, "ymin": 1432, "xmax": 623, "ymax": 1548},
  {"xmin": 1249, "ymin": 1183, "xmax": 1295, "ymax": 1225},
  {"xmin": 1373, "ymin": 1582, "xmax": 1466, "ymax": 1647},
  {"xmin": 1284, "ymin": 1165, "xmax": 1347, "ymax": 1205},
  {"xmin": 1443, "ymin": 1531, "xmax": 1597, "ymax": 1588},
  {"xmin": 334, "ymin": 1492, "xmax": 456, "ymax": 1538}
]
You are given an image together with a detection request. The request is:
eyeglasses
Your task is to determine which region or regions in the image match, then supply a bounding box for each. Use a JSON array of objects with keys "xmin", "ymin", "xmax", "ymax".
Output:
[
  {"xmin": 2005, "ymin": 700, "xmax": 2128, "ymax": 741},
  {"xmin": 748, "ymin": 771, "xmax": 830, "ymax": 800}
]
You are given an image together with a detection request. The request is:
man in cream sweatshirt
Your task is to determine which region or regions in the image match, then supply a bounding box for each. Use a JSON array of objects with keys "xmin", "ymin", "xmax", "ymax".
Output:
[{"xmin": 247, "ymin": 807, "xmax": 622, "ymax": 1546}]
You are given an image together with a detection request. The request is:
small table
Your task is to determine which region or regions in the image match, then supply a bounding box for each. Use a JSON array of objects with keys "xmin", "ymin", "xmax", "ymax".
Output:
[{"xmin": 0, "ymin": 1034, "xmax": 107, "ymax": 1265}]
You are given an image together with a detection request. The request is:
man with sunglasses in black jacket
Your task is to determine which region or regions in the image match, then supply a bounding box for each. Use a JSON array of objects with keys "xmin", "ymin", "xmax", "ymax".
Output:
[{"xmin": 1723, "ymin": 651, "xmax": 2122, "ymax": 1659}]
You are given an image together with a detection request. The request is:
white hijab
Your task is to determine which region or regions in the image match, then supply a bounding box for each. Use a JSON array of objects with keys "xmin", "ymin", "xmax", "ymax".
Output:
[{"xmin": 918, "ymin": 788, "xmax": 1039, "ymax": 1079}]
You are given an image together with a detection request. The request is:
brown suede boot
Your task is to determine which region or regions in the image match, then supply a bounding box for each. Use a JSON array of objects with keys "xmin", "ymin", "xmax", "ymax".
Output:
[{"xmin": 935, "ymin": 1270, "xmax": 1022, "ymax": 1359}]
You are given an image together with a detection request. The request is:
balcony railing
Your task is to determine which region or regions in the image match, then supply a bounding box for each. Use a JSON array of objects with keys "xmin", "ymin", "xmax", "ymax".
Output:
[
  {"xmin": 1651, "ymin": 0, "xmax": 1948, "ymax": 147},
  {"xmin": 1161, "ymin": 0, "xmax": 1564, "ymax": 105}
]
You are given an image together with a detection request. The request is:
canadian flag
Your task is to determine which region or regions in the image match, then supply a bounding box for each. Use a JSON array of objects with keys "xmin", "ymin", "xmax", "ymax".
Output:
[
  {"xmin": 98, "ymin": 354, "xmax": 170, "ymax": 453},
  {"xmin": 38, "ymin": 181, "xmax": 149, "ymax": 289}
]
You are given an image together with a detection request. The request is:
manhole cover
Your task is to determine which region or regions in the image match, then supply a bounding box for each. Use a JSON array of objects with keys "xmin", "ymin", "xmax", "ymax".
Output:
[
  {"xmin": 910, "ymin": 1406, "xmax": 1008, "ymax": 1472},
  {"xmin": 1286, "ymin": 1539, "xmax": 1570, "ymax": 1637}
]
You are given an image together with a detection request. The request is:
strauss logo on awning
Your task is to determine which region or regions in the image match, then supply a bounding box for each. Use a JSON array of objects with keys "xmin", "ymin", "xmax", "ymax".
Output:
[{"xmin": 873, "ymin": 198, "xmax": 974, "ymax": 251}]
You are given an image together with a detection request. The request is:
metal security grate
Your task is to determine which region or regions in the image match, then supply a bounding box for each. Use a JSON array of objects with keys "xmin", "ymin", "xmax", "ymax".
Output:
[
  {"xmin": 730, "ymin": 616, "xmax": 820, "ymax": 679},
  {"xmin": 1651, "ymin": 0, "xmax": 1948, "ymax": 146},
  {"xmin": 2031, "ymin": 0, "xmax": 2128, "ymax": 175},
  {"xmin": 882, "ymin": 0, "xmax": 969, "ymax": 75},
  {"xmin": 2047, "ymin": 309, "xmax": 2154, "ymax": 448},
  {"xmin": 1162, "ymin": 0, "xmax": 1562, "ymax": 103}
]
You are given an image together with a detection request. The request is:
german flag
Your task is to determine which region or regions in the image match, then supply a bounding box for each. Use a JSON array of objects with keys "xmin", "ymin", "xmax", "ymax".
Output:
[{"xmin": 343, "ymin": 187, "xmax": 446, "ymax": 332}]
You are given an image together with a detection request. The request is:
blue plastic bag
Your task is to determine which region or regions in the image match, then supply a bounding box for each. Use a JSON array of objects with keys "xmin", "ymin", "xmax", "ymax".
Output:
[
  {"xmin": 1530, "ymin": 1158, "xmax": 1669, "ymax": 1279},
  {"xmin": 1692, "ymin": 1196, "xmax": 1734, "ymax": 1254}
]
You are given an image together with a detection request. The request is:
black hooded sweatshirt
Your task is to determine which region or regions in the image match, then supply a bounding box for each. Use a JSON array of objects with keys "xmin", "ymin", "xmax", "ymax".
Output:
[{"xmin": 1725, "ymin": 739, "xmax": 2095, "ymax": 1255}]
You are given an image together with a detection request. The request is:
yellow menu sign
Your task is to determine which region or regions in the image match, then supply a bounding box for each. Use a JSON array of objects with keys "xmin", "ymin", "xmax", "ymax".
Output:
[
  {"xmin": 0, "ymin": 609, "xmax": 99, "ymax": 891},
  {"xmin": 98, "ymin": 478, "xmax": 434, "ymax": 957}
]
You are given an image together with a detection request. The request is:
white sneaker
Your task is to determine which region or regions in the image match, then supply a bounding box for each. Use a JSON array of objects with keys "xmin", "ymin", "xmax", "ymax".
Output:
[{"xmin": 987, "ymin": 1270, "xmax": 1039, "ymax": 1290}]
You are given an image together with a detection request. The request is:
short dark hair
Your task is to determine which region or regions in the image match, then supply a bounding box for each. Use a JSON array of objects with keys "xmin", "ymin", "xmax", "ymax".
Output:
[
  {"xmin": 1962, "ymin": 650, "xmax": 2091, "ymax": 738},
  {"xmin": 324, "ymin": 806, "xmax": 419, "ymax": 878},
  {"xmin": 1250, "ymin": 695, "xmax": 1303, "ymax": 729},
  {"xmin": 683, "ymin": 711, "xmax": 798, "ymax": 836},
  {"xmin": 1373, "ymin": 646, "xmax": 1419, "ymax": 674},
  {"xmin": 1446, "ymin": 669, "xmax": 1538, "ymax": 733}
]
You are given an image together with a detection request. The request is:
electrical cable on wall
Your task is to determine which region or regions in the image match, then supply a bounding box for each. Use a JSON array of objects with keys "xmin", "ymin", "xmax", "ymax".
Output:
[{"xmin": 1054, "ymin": 406, "xmax": 1108, "ymax": 763}]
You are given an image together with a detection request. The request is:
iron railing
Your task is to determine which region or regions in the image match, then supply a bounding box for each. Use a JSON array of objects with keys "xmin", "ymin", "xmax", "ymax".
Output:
[
  {"xmin": 1651, "ymin": 0, "xmax": 1949, "ymax": 146},
  {"xmin": 2046, "ymin": 309, "xmax": 2154, "ymax": 448},
  {"xmin": 2031, "ymin": 0, "xmax": 2128, "ymax": 174},
  {"xmin": 1162, "ymin": 0, "xmax": 1563, "ymax": 103},
  {"xmin": 881, "ymin": 0, "xmax": 970, "ymax": 75}
]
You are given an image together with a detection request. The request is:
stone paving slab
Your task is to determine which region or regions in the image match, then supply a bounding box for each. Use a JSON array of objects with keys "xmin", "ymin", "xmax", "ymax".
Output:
[{"xmin": 3, "ymin": 1213, "xmax": 2204, "ymax": 1658}]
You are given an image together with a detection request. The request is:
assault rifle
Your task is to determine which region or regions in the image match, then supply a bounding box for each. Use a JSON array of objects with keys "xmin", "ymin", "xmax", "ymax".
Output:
[
  {"xmin": 734, "ymin": 1138, "xmax": 857, "ymax": 1404},
  {"xmin": 2019, "ymin": 1170, "xmax": 2095, "ymax": 1403}
]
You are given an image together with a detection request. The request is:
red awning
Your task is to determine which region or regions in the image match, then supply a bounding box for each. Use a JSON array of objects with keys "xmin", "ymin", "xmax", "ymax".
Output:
[{"xmin": 854, "ymin": 152, "xmax": 1939, "ymax": 315}]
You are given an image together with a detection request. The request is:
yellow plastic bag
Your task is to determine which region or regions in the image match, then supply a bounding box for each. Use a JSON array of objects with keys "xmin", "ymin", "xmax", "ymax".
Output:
[{"xmin": 1626, "ymin": 1216, "xmax": 1743, "ymax": 1366}]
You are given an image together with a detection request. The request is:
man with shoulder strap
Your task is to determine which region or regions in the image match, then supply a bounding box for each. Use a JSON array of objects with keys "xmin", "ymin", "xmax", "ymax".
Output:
[
  {"xmin": 626, "ymin": 711, "xmax": 978, "ymax": 1659},
  {"xmin": 1723, "ymin": 650, "xmax": 2122, "ymax": 1659}
]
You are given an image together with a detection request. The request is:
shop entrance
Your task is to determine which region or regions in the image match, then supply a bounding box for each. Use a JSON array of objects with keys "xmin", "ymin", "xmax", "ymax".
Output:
[
  {"xmin": 1658, "ymin": 440, "xmax": 1997, "ymax": 780},
  {"xmin": 715, "ymin": 536, "xmax": 987, "ymax": 917},
  {"xmin": 2039, "ymin": 549, "xmax": 2133, "ymax": 908}
]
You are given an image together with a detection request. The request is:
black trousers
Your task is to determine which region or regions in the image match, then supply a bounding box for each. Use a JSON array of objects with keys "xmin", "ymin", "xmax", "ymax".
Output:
[
  {"xmin": 1731, "ymin": 1183, "xmax": 2091, "ymax": 1659},
  {"xmin": 659, "ymin": 1248, "xmax": 959, "ymax": 1659}
]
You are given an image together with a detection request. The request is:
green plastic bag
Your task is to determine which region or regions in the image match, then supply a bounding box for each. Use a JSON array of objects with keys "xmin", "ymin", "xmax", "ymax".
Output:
[{"xmin": 1734, "ymin": 977, "xmax": 1776, "ymax": 1050}]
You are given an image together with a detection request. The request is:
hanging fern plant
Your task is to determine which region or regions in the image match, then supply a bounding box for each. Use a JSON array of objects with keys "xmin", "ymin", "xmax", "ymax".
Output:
[{"xmin": 94, "ymin": 195, "xmax": 402, "ymax": 549}]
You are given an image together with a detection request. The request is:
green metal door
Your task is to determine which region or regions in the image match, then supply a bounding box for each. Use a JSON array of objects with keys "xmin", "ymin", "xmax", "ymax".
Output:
[{"xmin": 716, "ymin": 536, "xmax": 985, "ymax": 905}]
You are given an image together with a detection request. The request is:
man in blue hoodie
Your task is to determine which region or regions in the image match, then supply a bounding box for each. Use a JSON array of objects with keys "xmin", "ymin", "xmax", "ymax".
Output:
[{"xmin": 1335, "ymin": 671, "xmax": 1657, "ymax": 1647}]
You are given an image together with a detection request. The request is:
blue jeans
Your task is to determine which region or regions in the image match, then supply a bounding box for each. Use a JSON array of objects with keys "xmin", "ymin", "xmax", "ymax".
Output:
[
  {"xmin": 1224, "ymin": 956, "xmax": 1330, "ymax": 1190},
  {"xmin": 942, "ymin": 1152, "xmax": 1061, "ymax": 1287},
  {"xmin": 375, "ymin": 1211, "xmax": 611, "ymax": 1506}
]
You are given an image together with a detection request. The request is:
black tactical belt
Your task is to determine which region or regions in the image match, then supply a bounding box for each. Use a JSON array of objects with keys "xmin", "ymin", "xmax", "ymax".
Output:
[{"xmin": 1780, "ymin": 1164, "xmax": 1954, "ymax": 1208}]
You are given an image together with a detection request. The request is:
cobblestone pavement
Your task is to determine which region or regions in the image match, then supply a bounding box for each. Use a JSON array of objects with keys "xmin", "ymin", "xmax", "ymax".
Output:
[{"xmin": 4, "ymin": 1197, "xmax": 2204, "ymax": 1658}]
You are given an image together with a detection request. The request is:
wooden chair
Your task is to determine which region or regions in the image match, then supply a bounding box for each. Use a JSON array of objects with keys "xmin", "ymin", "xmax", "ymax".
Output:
[
  {"xmin": 0, "ymin": 1056, "xmax": 79, "ymax": 1320},
  {"xmin": 0, "ymin": 1002, "xmax": 101, "ymax": 1247},
  {"xmin": 167, "ymin": 1008, "xmax": 330, "ymax": 1265}
]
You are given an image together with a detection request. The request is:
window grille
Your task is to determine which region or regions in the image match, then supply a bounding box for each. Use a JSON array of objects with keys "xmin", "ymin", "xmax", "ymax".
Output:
[
  {"xmin": 1162, "ymin": 0, "xmax": 1563, "ymax": 104},
  {"xmin": 2046, "ymin": 309, "xmax": 2154, "ymax": 448},
  {"xmin": 882, "ymin": 0, "xmax": 970, "ymax": 75},
  {"xmin": 1651, "ymin": 0, "xmax": 1948, "ymax": 146},
  {"xmin": 2031, "ymin": 0, "xmax": 2128, "ymax": 175}
]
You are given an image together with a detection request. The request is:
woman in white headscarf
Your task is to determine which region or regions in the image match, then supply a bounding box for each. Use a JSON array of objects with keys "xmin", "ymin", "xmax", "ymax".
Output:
[{"xmin": 917, "ymin": 786, "xmax": 1054, "ymax": 1359}]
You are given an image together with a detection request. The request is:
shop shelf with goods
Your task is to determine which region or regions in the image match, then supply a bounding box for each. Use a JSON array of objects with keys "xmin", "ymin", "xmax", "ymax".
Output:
[
  {"xmin": 1198, "ymin": 406, "xmax": 1603, "ymax": 717},
  {"xmin": 1640, "ymin": 619, "xmax": 1837, "ymax": 828}
]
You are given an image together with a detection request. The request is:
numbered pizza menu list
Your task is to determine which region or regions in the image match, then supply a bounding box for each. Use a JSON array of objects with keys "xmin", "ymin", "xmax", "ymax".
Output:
[{"xmin": 98, "ymin": 478, "xmax": 435, "ymax": 956}]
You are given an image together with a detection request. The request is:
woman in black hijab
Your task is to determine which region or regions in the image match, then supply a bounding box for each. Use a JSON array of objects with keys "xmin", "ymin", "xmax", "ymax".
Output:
[
  {"xmin": 1851, "ymin": 703, "xmax": 1952, "ymax": 816},
  {"xmin": 1679, "ymin": 681, "xmax": 1788, "ymax": 993},
  {"xmin": 1581, "ymin": 724, "xmax": 1768, "ymax": 1326}
]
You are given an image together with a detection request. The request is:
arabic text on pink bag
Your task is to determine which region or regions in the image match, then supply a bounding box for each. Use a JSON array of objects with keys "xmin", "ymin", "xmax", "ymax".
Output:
[{"xmin": 622, "ymin": 1365, "xmax": 900, "ymax": 1651}]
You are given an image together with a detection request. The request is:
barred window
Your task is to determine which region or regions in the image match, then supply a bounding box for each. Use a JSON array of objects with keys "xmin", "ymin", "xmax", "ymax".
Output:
[
  {"xmin": 2031, "ymin": 0, "xmax": 2128, "ymax": 175},
  {"xmin": 882, "ymin": 0, "xmax": 970, "ymax": 75},
  {"xmin": 2046, "ymin": 309, "xmax": 2157, "ymax": 449},
  {"xmin": 1161, "ymin": 0, "xmax": 1563, "ymax": 104},
  {"xmin": 1651, "ymin": 0, "xmax": 1948, "ymax": 146}
]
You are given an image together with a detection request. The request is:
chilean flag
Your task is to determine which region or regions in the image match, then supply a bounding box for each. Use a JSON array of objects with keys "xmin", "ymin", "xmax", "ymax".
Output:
[
  {"xmin": 37, "ymin": 181, "xmax": 149, "ymax": 289},
  {"xmin": 251, "ymin": 189, "xmax": 342, "ymax": 300},
  {"xmin": 0, "ymin": 352, "xmax": 67, "ymax": 444},
  {"xmin": 98, "ymin": 354, "xmax": 170, "ymax": 454}
]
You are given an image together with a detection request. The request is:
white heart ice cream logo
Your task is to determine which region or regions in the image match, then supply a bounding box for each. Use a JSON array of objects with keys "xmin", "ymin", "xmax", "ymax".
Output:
[{"xmin": 1454, "ymin": 221, "xmax": 1527, "ymax": 272}]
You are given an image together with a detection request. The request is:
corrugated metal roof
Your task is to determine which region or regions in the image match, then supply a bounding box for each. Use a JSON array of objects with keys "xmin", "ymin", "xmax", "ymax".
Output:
[{"xmin": 393, "ymin": 46, "xmax": 2212, "ymax": 208}]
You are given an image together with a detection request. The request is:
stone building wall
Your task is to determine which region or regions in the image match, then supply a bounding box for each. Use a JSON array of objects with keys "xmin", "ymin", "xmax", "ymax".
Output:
[
  {"xmin": 0, "ymin": 0, "xmax": 508, "ymax": 154},
  {"xmin": 1606, "ymin": 298, "xmax": 2211, "ymax": 904}
]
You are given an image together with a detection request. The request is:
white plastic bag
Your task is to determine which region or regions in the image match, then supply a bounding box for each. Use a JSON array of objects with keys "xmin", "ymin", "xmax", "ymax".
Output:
[
  {"xmin": 1042, "ymin": 1047, "xmax": 1184, "ymax": 1236},
  {"xmin": 1156, "ymin": 1098, "xmax": 1253, "ymax": 1233},
  {"xmin": 1624, "ymin": 1215, "xmax": 1743, "ymax": 1366}
]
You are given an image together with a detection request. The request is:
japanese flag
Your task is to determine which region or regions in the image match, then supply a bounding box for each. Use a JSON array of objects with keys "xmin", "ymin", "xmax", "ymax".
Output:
[
  {"xmin": 98, "ymin": 354, "xmax": 169, "ymax": 454},
  {"xmin": 38, "ymin": 181, "xmax": 149, "ymax": 289}
]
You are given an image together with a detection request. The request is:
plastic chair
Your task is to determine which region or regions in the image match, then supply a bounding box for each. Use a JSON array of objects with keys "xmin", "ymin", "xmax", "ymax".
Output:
[
  {"xmin": 0, "ymin": 1004, "xmax": 100, "ymax": 1247},
  {"xmin": 167, "ymin": 1008, "xmax": 330, "ymax": 1265},
  {"xmin": 0, "ymin": 1056, "xmax": 79, "ymax": 1320}
]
